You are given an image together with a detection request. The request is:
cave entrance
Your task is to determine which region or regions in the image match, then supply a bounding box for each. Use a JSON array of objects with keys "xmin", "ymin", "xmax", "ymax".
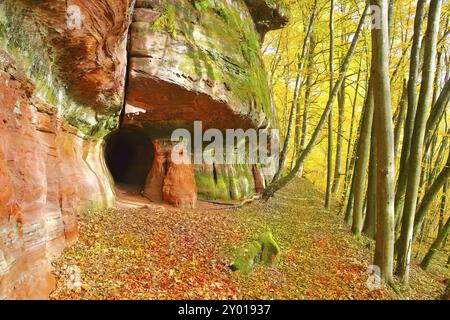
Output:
[{"xmin": 105, "ymin": 126, "xmax": 154, "ymax": 191}]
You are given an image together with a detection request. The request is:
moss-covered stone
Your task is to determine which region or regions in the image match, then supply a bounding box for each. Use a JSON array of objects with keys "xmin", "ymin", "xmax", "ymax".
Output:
[
  {"xmin": 231, "ymin": 231, "xmax": 280, "ymax": 274},
  {"xmin": 194, "ymin": 166, "xmax": 217, "ymax": 200},
  {"xmin": 231, "ymin": 241, "xmax": 262, "ymax": 274},
  {"xmin": 194, "ymin": 162, "xmax": 258, "ymax": 201},
  {"xmin": 152, "ymin": 1, "xmax": 177, "ymax": 37},
  {"xmin": 260, "ymin": 231, "xmax": 280, "ymax": 266}
]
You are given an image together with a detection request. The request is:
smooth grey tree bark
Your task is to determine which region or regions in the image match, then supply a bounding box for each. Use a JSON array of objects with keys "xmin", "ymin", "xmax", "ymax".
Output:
[
  {"xmin": 413, "ymin": 147, "xmax": 450, "ymax": 238},
  {"xmin": 393, "ymin": 79, "xmax": 408, "ymax": 159},
  {"xmin": 424, "ymin": 78, "xmax": 450, "ymax": 150},
  {"xmin": 341, "ymin": 55, "xmax": 364, "ymax": 207},
  {"xmin": 420, "ymin": 216, "xmax": 449, "ymax": 270},
  {"xmin": 297, "ymin": 36, "xmax": 316, "ymax": 177},
  {"xmin": 333, "ymin": 78, "xmax": 346, "ymax": 194},
  {"xmin": 363, "ymin": 125, "xmax": 377, "ymax": 239},
  {"xmin": 396, "ymin": 0, "xmax": 443, "ymax": 285},
  {"xmin": 371, "ymin": 0, "xmax": 396, "ymax": 284},
  {"xmin": 325, "ymin": 0, "xmax": 335, "ymax": 210},
  {"xmin": 352, "ymin": 82, "xmax": 374, "ymax": 237},
  {"xmin": 394, "ymin": 0, "xmax": 427, "ymax": 222}
]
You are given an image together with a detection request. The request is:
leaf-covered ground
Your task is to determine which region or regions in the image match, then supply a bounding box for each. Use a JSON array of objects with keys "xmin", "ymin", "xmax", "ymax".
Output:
[{"xmin": 50, "ymin": 178, "xmax": 447, "ymax": 300}]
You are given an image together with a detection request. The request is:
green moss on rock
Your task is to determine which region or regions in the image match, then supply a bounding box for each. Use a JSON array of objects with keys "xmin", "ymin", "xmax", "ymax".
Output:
[
  {"xmin": 152, "ymin": 2, "xmax": 177, "ymax": 38},
  {"xmin": 195, "ymin": 162, "xmax": 257, "ymax": 201},
  {"xmin": 138, "ymin": 0, "xmax": 275, "ymax": 127},
  {"xmin": 260, "ymin": 231, "xmax": 280, "ymax": 265},
  {"xmin": 0, "ymin": 1, "xmax": 121, "ymax": 138},
  {"xmin": 231, "ymin": 231, "xmax": 280, "ymax": 274},
  {"xmin": 231, "ymin": 241, "xmax": 262, "ymax": 275},
  {"xmin": 194, "ymin": 168, "xmax": 217, "ymax": 200}
]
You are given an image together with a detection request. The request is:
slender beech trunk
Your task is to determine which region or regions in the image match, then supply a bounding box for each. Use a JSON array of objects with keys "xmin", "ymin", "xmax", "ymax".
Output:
[
  {"xmin": 420, "ymin": 217, "xmax": 450, "ymax": 270},
  {"xmin": 439, "ymin": 181, "xmax": 448, "ymax": 234},
  {"xmin": 363, "ymin": 125, "xmax": 377, "ymax": 239},
  {"xmin": 413, "ymin": 149, "xmax": 450, "ymax": 238},
  {"xmin": 342, "ymin": 55, "xmax": 364, "ymax": 206},
  {"xmin": 263, "ymin": 2, "xmax": 369, "ymax": 199},
  {"xmin": 352, "ymin": 82, "xmax": 374, "ymax": 237},
  {"xmin": 272, "ymin": 1, "xmax": 318, "ymax": 182},
  {"xmin": 298, "ymin": 37, "xmax": 316, "ymax": 177},
  {"xmin": 325, "ymin": 0, "xmax": 335, "ymax": 210},
  {"xmin": 424, "ymin": 78, "xmax": 450, "ymax": 151},
  {"xmin": 440, "ymin": 182, "xmax": 448, "ymax": 249},
  {"xmin": 393, "ymin": 79, "xmax": 408, "ymax": 159},
  {"xmin": 344, "ymin": 169, "xmax": 356, "ymax": 224},
  {"xmin": 394, "ymin": 0, "xmax": 427, "ymax": 222},
  {"xmin": 396, "ymin": 0, "xmax": 442, "ymax": 285},
  {"xmin": 371, "ymin": 0, "xmax": 395, "ymax": 284},
  {"xmin": 333, "ymin": 78, "xmax": 346, "ymax": 194},
  {"xmin": 388, "ymin": 0, "xmax": 394, "ymax": 45}
]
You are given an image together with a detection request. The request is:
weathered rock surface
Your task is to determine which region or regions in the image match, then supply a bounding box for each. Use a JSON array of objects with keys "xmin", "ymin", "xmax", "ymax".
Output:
[
  {"xmin": 125, "ymin": 0, "xmax": 285, "ymax": 204},
  {"xmin": 0, "ymin": 0, "xmax": 134, "ymax": 135},
  {"xmin": 144, "ymin": 139, "xmax": 197, "ymax": 208},
  {"xmin": 0, "ymin": 0, "xmax": 286, "ymax": 299},
  {"xmin": 125, "ymin": 0, "xmax": 278, "ymax": 131},
  {"xmin": 0, "ymin": 50, "xmax": 115, "ymax": 299}
]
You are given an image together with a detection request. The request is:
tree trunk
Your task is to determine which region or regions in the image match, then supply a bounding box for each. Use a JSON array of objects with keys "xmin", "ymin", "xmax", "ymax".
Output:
[
  {"xmin": 394, "ymin": 0, "xmax": 427, "ymax": 223},
  {"xmin": 420, "ymin": 216, "xmax": 450, "ymax": 270},
  {"xmin": 371, "ymin": 0, "xmax": 396, "ymax": 284},
  {"xmin": 439, "ymin": 181, "xmax": 447, "ymax": 234},
  {"xmin": 424, "ymin": 78, "xmax": 450, "ymax": 151},
  {"xmin": 325, "ymin": 0, "xmax": 335, "ymax": 210},
  {"xmin": 333, "ymin": 78, "xmax": 346, "ymax": 194},
  {"xmin": 363, "ymin": 125, "xmax": 377, "ymax": 239},
  {"xmin": 413, "ymin": 149, "xmax": 450, "ymax": 238},
  {"xmin": 341, "ymin": 55, "xmax": 364, "ymax": 207},
  {"xmin": 298, "ymin": 37, "xmax": 316, "ymax": 177},
  {"xmin": 396, "ymin": 0, "xmax": 442, "ymax": 285},
  {"xmin": 393, "ymin": 79, "xmax": 408, "ymax": 160},
  {"xmin": 352, "ymin": 82, "xmax": 374, "ymax": 237}
]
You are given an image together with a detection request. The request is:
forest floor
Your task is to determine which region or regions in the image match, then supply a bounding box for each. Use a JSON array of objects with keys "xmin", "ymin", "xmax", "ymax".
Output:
[{"xmin": 50, "ymin": 178, "xmax": 448, "ymax": 300}]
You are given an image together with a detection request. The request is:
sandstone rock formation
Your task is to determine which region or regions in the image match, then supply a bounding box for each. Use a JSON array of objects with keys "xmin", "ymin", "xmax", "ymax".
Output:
[{"xmin": 0, "ymin": 0, "xmax": 287, "ymax": 299}]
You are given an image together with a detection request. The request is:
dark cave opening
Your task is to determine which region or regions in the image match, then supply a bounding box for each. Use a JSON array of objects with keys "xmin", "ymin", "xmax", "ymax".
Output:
[{"xmin": 105, "ymin": 126, "xmax": 154, "ymax": 190}]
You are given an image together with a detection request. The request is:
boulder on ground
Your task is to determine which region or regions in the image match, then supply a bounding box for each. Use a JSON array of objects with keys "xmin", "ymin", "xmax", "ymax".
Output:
[{"xmin": 231, "ymin": 231, "xmax": 280, "ymax": 274}]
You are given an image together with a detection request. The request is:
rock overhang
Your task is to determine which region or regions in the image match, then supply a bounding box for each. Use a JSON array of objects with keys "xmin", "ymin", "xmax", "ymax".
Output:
[
  {"xmin": 125, "ymin": 0, "xmax": 285, "ymax": 136},
  {"xmin": 0, "ymin": 0, "xmax": 288, "ymax": 138},
  {"xmin": 244, "ymin": 0, "xmax": 289, "ymax": 39},
  {"xmin": 0, "ymin": 0, "xmax": 133, "ymax": 137}
]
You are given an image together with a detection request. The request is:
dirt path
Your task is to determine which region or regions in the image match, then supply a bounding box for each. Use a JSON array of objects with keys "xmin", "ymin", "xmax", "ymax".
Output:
[{"xmin": 51, "ymin": 178, "xmax": 446, "ymax": 300}]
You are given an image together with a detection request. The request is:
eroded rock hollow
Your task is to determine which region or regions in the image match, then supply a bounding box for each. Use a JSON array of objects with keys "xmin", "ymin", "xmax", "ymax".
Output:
[{"xmin": 0, "ymin": 0, "xmax": 287, "ymax": 299}]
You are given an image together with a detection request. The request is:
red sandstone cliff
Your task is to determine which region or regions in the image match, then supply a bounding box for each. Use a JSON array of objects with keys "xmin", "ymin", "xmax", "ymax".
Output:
[{"xmin": 0, "ymin": 0, "xmax": 286, "ymax": 299}]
